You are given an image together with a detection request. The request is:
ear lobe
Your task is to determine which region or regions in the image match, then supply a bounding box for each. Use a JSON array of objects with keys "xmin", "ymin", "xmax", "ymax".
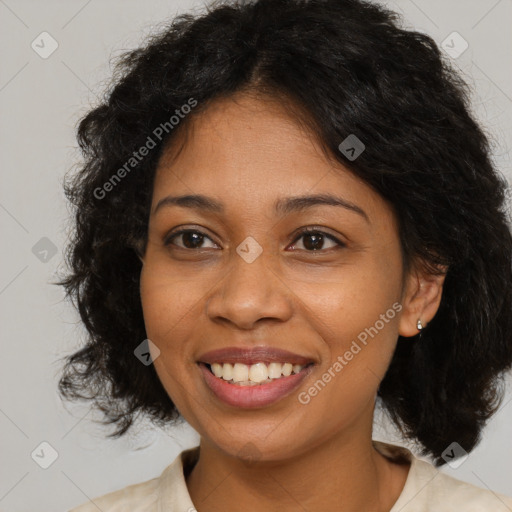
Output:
[{"xmin": 398, "ymin": 263, "xmax": 448, "ymax": 338}]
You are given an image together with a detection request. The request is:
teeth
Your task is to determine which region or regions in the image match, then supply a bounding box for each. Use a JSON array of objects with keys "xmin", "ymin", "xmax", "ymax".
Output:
[
  {"xmin": 208, "ymin": 361, "xmax": 306, "ymax": 385},
  {"xmin": 211, "ymin": 363, "xmax": 223, "ymax": 378},
  {"xmin": 222, "ymin": 363, "xmax": 233, "ymax": 381},
  {"xmin": 268, "ymin": 362, "xmax": 282, "ymax": 379},
  {"xmin": 232, "ymin": 363, "xmax": 249, "ymax": 383},
  {"xmin": 282, "ymin": 363, "xmax": 293, "ymax": 376},
  {"xmin": 248, "ymin": 362, "xmax": 268, "ymax": 383},
  {"xmin": 292, "ymin": 364, "xmax": 302, "ymax": 374}
]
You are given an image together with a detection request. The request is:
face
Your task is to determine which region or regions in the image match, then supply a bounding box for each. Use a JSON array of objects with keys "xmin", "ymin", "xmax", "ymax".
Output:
[{"xmin": 139, "ymin": 92, "xmax": 425, "ymax": 462}]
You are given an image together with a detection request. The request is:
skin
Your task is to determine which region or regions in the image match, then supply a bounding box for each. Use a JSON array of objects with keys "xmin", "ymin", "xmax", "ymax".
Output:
[{"xmin": 139, "ymin": 90, "xmax": 447, "ymax": 512}]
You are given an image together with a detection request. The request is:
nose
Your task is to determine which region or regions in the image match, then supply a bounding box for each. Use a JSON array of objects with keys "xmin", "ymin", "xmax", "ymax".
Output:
[{"xmin": 205, "ymin": 248, "xmax": 294, "ymax": 330}]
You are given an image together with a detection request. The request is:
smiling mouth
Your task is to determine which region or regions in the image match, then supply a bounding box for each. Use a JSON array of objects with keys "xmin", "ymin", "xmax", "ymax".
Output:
[{"xmin": 204, "ymin": 361, "xmax": 315, "ymax": 386}]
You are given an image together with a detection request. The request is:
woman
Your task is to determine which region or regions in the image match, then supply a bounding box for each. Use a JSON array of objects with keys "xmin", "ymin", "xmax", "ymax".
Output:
[{"xmin": 60, "ymin": 0, "xmax": 512, "ymax": 510}]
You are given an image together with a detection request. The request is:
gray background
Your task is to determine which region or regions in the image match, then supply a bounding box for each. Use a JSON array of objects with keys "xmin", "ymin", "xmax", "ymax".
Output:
[{"xmin": 0, "ymin": 0, "xmax": 511, "ymax": 511}]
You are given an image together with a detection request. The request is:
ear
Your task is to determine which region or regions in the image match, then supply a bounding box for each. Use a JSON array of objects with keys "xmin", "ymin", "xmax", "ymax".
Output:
[{"xmin": 398, "ymin": 260, "xmax": 448, "ymax": 337}]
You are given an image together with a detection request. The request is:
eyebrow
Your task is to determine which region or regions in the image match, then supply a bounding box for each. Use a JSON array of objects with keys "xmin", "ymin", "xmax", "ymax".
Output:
[{"xmin": 153, "ymin": 193, "xmax": 369, "ymax": 223}]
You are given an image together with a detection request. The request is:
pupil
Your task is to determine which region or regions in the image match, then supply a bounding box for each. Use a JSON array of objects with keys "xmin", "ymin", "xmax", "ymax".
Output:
[
  {"xmin": 183, "ymin": 232, "xmax": 203, "ymax": 249},
  {"xmin": 304, "ymin": 233, "xmax": 323, "ymax": 250}
]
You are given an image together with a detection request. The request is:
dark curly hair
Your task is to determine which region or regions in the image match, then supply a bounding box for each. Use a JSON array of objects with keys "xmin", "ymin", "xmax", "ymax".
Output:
[{"xmin": 57, "ymin": 0, "xmax": 512, "ymax": 465}]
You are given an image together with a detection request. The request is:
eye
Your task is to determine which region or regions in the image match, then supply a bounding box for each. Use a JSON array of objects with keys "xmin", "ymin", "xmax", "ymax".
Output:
[
  {"xmin": 163, "ymin": 227, "xmax": 345, "ymax": 252},
  {"xmin": 164, "ymin": 229, "xmax": 219, "ymax": 250},
  {"xmin": 289, "ymin": 228, "xmax": 345, "ymax": 252}
]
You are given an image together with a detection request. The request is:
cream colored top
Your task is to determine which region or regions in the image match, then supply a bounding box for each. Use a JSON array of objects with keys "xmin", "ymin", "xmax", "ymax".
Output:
[{"xmin": 69, "ymin": 441, "xmax": 512, "ymax": 511}]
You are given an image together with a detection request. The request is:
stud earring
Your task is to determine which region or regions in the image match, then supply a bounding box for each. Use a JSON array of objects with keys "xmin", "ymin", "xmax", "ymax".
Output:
[{"xmin": 417, "ymin": 319, "xmax": 424, "ymax": 331}]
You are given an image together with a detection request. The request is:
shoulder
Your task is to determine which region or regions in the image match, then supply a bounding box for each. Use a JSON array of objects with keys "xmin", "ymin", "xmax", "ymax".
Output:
[
  {"xmin": 378, "ymin": 441, "xmax": 512, "ymax": 512},
  {"xmin": 68, "ymin": 475, "xmax": 160, "ymax": 512},
  {"xmin": 68, "ymin": 447, "xmax": 200, "ymax": 512},
  {"xmin": 407, "ymin": 458, "xmax": 512, "ymax": 511}
]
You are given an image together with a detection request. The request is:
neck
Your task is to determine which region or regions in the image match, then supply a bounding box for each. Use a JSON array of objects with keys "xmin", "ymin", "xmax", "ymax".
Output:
[{"xmin": 186, "ymin": 423, "xmax": 409, "ymax": 512}]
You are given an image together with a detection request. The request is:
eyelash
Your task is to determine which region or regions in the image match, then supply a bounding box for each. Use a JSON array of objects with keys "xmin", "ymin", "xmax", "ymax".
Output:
[{"xmin": 163, "ymin": 227, "xmax": 346, "ymax": 252}]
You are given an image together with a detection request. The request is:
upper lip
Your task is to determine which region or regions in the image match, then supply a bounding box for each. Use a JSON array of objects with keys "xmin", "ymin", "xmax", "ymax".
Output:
[{"xmin": 197, "ymin": 346, "xmax": 315, "ymax": 366}]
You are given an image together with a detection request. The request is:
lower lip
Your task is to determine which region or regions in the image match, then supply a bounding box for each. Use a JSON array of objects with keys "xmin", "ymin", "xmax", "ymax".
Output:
[{"xmin": 198, "ymin": 363, "xmax": 314, "ymax": 409}]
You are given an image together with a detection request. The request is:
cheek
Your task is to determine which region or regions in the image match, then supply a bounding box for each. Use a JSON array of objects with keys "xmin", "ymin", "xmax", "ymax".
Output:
[
  {"xmin": 139, "ymin": 264, "xmax": 204, "ymax": 415},
  {"xmin": 294, "ymin": 260, "xmax": 400, "ymax": 338},
  {"xmin": 139, "ymin": 261, "xmax": 208, "ymax": 343},
  {"xmin": 295, "ymin": 260, "xmax": 401, "ymax": 388}
]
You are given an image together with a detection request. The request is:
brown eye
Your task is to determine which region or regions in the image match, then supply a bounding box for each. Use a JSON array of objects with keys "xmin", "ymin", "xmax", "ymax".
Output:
[
  {"xmin": 290, "ymin": 229, "xmax": 344, "ymax": 251},
  {"xmin": 164, "ymin": 229, "xmax": 218, "ymax": 250}
]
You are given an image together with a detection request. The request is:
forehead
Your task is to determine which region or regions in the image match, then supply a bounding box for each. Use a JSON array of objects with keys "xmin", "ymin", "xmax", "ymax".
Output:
[{"xmin": 152, "ymin": 93, "xmax": 390, "ymax": 223}]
